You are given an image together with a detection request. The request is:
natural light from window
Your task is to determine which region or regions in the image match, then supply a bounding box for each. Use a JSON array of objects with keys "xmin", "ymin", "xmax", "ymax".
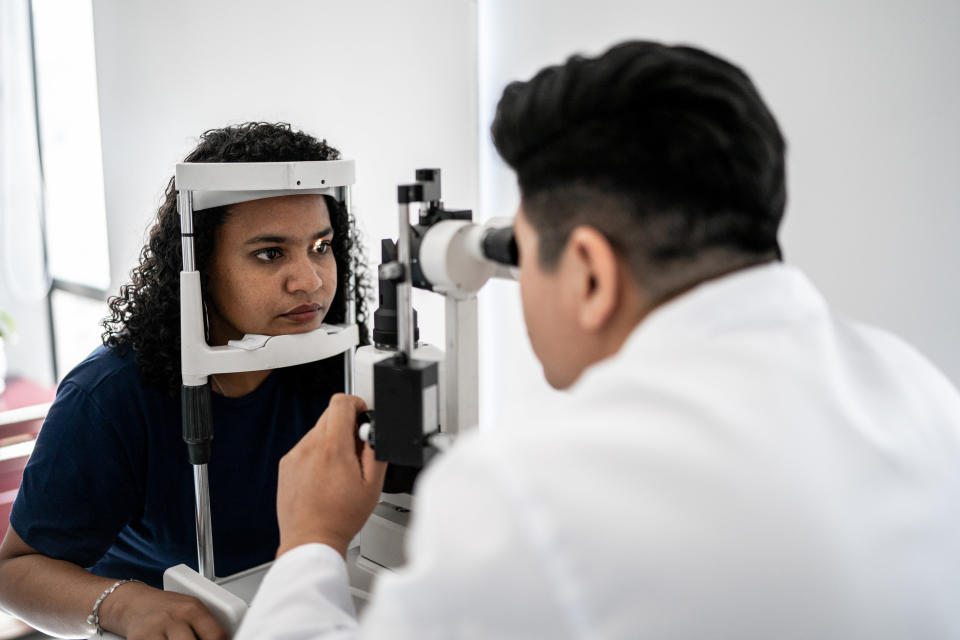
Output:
[{"xmin": 32, "ymin": 0, "xmax": 110, "ymax": 290}]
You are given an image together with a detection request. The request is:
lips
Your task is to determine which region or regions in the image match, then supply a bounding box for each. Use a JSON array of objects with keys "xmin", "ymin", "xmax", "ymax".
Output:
[
  {"xmin": 285, "ymin": 304, "xmax": 321, "ymax": 315},
  {"xmin": 281, "ymin": 303, "xmax": 323, "ymax": 323}
]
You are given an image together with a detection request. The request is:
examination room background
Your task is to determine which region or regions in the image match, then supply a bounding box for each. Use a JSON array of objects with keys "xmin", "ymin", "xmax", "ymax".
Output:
[{"xmin": 0, "ymin": 0, "xmax": 957, "ymax": 432}]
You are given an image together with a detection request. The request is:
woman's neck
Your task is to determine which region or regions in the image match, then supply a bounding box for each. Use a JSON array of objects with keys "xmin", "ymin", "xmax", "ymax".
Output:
[{"xmin": 210, "ymin": 369, "xmax": 272, "ymax": 398}]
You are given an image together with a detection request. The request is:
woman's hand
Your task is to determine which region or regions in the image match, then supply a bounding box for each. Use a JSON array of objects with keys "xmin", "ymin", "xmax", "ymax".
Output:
[{"xmin": 99, "ymin": 581, "xmax": 228, "ymax": 640}]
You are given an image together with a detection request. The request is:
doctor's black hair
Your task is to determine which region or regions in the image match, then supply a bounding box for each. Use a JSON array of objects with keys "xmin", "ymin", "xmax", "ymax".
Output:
[
  {"xmin": 491, "ymin": 40, "xmax": 786, "ymax": 298},
  {"xmin": 102, "ymin": 122, "xmax": 371, "ymax": 396}
]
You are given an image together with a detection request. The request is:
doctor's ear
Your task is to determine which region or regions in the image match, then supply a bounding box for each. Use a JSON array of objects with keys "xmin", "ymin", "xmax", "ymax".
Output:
[{"xmin": 565, "ymin": 226, "xmax": 621, "ymax": 332}]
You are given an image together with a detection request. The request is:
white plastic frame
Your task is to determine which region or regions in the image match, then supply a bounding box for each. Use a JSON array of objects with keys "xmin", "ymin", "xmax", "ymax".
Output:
[
  {"xmin": 176, "ymin": 160, "xmax": 359, "ymax": 385},
  {"xmin": 174, "ymin": 159, "xmax": 359, "ymax": 587},
  {"xmin": 175, "ymin": 160, "xmax": 355, "ymax": 191}
]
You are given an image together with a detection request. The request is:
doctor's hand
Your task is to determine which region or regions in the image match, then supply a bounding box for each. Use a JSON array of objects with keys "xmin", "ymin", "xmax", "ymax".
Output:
[{"xmin": 276, "ymin": 394, "xmax": 387, "ymax": 559}]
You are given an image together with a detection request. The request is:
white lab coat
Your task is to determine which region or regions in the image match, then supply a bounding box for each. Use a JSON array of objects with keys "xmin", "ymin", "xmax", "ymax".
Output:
[{"xmin": 237, "ymin": 263, "xmax": 960, "ymax": 639}]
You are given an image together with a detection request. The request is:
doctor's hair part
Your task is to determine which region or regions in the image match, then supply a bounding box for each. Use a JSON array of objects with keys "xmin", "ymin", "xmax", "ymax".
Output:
[
  {"xmin": 101, "ymin": 122, "xmax": 372, "ymax": 395},
  {"xmin": 491, "ymin": 40, "xmax": 786, "ymax": 300}
]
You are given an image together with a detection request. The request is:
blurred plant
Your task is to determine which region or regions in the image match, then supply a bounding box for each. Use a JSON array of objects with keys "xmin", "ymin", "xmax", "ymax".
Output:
[{"xmin": 0, "ymin": 310, "xmax": 15, "ymax": 340}]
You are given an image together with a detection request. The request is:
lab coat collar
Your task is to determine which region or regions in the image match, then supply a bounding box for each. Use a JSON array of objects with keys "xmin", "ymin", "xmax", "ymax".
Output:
[{"xmin": 621, "ymin": 261, "xmax": 828, "ymax": 353}]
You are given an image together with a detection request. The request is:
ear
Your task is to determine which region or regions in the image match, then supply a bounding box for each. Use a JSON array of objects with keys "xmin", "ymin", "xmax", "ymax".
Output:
[{"xmin": 564, "ymin": 226, "xmax": 620, "ymax": 332}]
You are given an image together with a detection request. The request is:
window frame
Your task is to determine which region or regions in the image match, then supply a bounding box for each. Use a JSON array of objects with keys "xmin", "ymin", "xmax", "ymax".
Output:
[{"xmin": 27, "ymin": 0, "xmax": 110, "ymax": 381}]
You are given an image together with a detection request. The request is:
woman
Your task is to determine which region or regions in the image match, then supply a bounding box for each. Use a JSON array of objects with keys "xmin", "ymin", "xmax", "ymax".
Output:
[{"xmin": 0, "ymin": 122, "xmax": 370, "ymax": 639}]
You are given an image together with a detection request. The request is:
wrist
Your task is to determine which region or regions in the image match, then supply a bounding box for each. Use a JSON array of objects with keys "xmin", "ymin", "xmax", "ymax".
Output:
[
  {"xmin": 97, "ymin": 580, "xmax": 151, "ymax": 634},
  {"xmin": 277, "ymin": 533, "xmax": 349, "ymax": 560}
]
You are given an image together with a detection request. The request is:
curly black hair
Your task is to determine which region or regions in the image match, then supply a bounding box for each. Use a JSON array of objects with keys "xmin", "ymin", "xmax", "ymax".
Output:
[{"xmin": 102, "ymin": 122, "xmax": 371, "ymax": 396}]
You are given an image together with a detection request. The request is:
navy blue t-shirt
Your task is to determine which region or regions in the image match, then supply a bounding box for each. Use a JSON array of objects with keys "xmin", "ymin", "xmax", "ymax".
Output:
[{"xmin": 10, "ymin": 345, "xmax": 331, "ymax": 587}]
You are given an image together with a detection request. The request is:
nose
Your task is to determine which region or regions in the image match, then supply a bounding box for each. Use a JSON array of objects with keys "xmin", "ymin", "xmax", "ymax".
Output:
[{"xmin": 285, "ymin": 253, "xmax": 323, "ymax": 294}]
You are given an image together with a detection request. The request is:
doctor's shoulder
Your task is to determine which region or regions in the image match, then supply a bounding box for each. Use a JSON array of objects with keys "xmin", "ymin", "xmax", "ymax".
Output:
[
  {"xmin": 833, "ymin": 312, "xmax": 960, "ymax": 404},
  {"xmin": 835, "ymin": 314, "xmax": 960, "ymax": 416}
]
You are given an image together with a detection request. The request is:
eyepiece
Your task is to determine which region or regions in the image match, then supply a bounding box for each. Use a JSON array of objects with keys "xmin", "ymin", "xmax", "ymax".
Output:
[{"xmin": 481, "ymin": 226, "xmax": 518, "ymax": 267}]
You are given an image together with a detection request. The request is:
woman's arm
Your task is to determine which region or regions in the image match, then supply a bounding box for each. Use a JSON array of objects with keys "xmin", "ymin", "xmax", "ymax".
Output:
[{"xmin": 0, "ymin": 525, "xmax": 227, "ymax": 639}]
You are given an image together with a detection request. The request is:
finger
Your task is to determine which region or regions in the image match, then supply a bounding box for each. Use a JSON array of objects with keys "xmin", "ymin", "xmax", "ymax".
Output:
[
  {"xmin": 325, "ymin": 395, "xmax": 369, "ymax": 455},
  {"xmin": 297, "ymin": 395, "xmax": 353, "ymax": 448},
  {"xmin": 347, "ymin": 393, "xmax": 368, "ymax": 413},
  {"xmin": 164, "ymin": 621, "xmax": 199, "ymax": 640},
  {"xmin": 331, "ymin": 393, "xmax": 367, "ymax": 419},
  {"xmin": 360, "ymin": 441, "xmax": 388, "ymax": 488},
  {"xmin": 313, "ymin": 394, "xmax": 364, "ymax": 441},
  {"xmin": 188, "ymin": 611, "xmax": 228, "ymax": 640},
  {"xmin": 285, "ymin": 417, "xmax": 324, "ymax": 464},
  {"xmin": 279, "ymin": 397, "xmax": 358, "ymax": 470}
]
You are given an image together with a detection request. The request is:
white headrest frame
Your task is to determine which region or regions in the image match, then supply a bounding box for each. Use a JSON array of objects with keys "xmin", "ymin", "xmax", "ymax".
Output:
[{"xmin": 192, "ymin": 188, "xmax": 340, "ymax": 211}]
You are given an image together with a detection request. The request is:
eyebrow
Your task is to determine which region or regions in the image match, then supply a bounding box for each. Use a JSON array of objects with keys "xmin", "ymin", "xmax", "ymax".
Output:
[{"xmin": 244, "ymin": 227, "xmax": 333, "ymax": 245}]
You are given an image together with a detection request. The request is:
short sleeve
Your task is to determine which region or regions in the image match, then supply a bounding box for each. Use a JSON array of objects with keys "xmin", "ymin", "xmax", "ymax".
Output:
[{"xmin": 10, "ymin": 380, "xmax": 144, "ymax": 568}]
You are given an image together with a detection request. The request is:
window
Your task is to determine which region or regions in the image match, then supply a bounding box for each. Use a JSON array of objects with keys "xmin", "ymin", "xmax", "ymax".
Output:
[
  {"xmin": 31, "ymin": 0, "xmax": 110, "ymax": 293},
  {"xmin": 0, "ymin": 0, "xmax": 111, "ymax": 383},
  {"xmin": 31, "ymin": 0, "xmax": 110, "ymax": 380}
]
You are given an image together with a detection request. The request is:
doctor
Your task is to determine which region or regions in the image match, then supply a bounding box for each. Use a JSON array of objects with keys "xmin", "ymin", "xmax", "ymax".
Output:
[{"xmin": 238, "ymin": 41, "xmax": 960, "ymax": 639}]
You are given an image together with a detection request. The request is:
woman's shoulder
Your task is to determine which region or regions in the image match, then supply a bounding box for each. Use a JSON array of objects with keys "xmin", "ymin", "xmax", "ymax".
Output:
[
  {"xmin": 57, "ymin": 344, "xmax": 172, "ymax": 418},
  {"xmin": 46, "ymin": 344, "xmax": 172, "ymax": 443},
  {"xmin": 61, "ymin": 344, "xmax": 143, "ymax": 394}
]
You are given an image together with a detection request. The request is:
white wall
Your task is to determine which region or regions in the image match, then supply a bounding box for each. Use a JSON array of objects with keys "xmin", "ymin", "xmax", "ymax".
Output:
[
  {"xmin": 10, "ymin": 0, "xmax": 958, "ymax": 431},
  {"xmin": 91, "ymin": 0, "xmax": 479, "ymax": 351},
  {"xmin": 477, "ymin": 0, "xmax": 960, "ymax": 429}
]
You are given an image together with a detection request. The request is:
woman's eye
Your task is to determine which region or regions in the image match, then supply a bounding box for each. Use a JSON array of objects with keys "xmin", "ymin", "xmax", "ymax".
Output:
[
  {"xmin": 313, "ymin": 240, "xmax": 332, "ymax": 255},
  {"xmin": 254, "ymin": 247, "xmax": 283, "ymax": 262}
]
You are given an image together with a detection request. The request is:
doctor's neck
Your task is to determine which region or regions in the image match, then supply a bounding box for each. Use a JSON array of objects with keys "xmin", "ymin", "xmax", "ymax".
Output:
[{"xmin": 567, "ymin": 249, "xmax": 780, "ymax": 389}]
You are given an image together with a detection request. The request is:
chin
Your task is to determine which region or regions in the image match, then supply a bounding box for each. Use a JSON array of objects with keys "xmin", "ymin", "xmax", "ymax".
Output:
[
  {"xmin": 287, "ymin": 321, "xmax": 325, "ymax": 334},
  {"xmin": 272, "ymin": 311, "xmax": 328, "ymax": 335},
  {"xmin": 543, "ymin": 366, "xmax": 575, "ymax": 391}
]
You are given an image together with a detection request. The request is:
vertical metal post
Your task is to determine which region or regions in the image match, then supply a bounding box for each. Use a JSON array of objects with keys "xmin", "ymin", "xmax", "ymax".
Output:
[
  {"xmin": 444, "ymin": 296, "xmax": 479, "ymax": 436},
  {"xmin": 192, "ymin": 465, "xmax": 215, "ymax": 580},
  {"xmin": 341, "ymin": 186, "xmax": 355, "ymax": 394},
  {"xmin": 179, "ymin": 189, "xmax": 215, "ymax": 581},
  {"xmin": 396, "ymin": 202, "xmax": 414, "ymax": 359},
  {"xmin": 178, "ymin": 191, "xmax": 196, "ymax": 272}
]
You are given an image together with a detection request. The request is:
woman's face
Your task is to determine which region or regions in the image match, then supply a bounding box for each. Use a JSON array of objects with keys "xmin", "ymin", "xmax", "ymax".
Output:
[{"xmin": 205, "ymin": 194, "xmax": 337, "ymax": 345}]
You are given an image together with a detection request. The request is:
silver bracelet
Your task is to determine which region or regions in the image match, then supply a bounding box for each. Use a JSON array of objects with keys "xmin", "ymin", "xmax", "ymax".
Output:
[{"xmin": 87, "ymin": 578, "xmax": 142, "ymax": 637}]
